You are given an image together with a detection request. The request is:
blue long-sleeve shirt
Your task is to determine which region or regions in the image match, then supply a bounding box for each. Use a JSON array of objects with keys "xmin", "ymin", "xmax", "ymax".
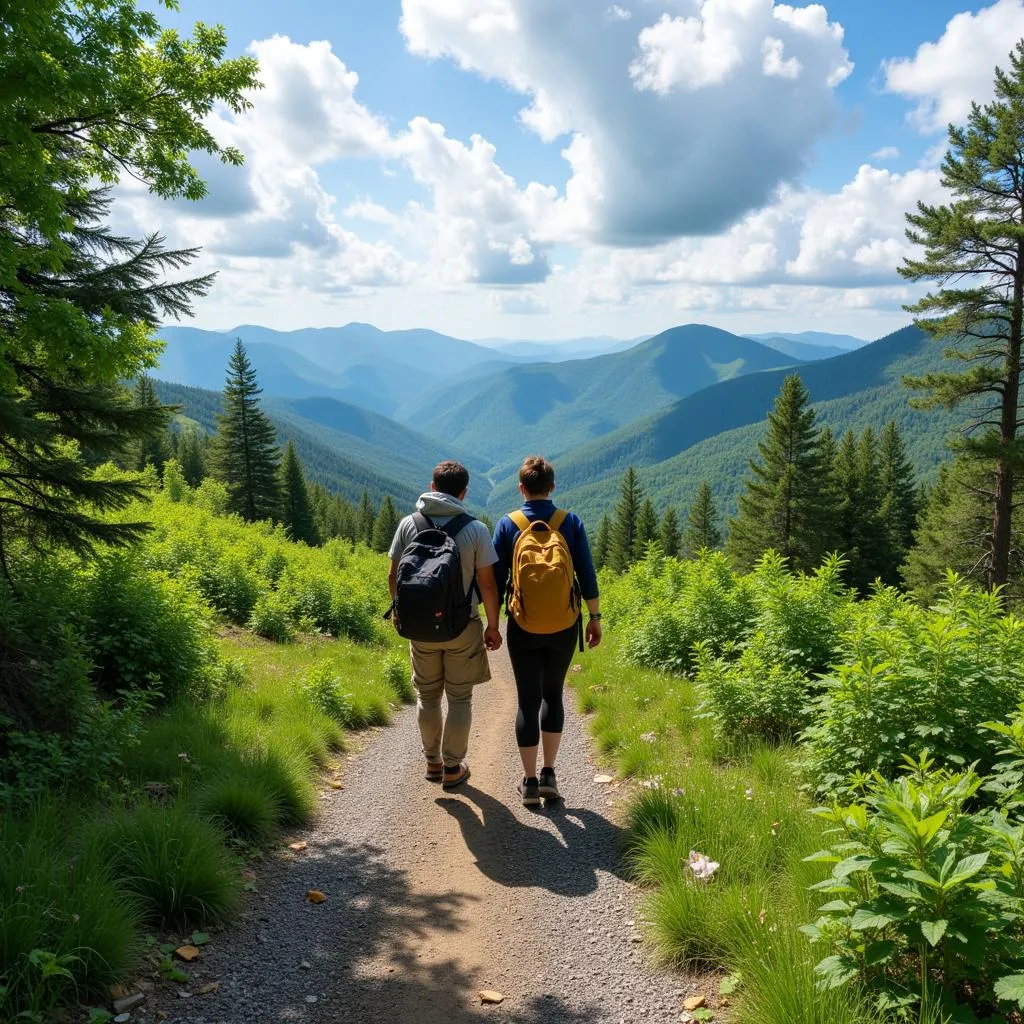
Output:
[{"xmin": 492, "ymin": 499, "xmax": 600, "ymax": 607}]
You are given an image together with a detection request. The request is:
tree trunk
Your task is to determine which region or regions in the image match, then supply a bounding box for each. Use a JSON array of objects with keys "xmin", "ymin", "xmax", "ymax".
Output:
[{"xmin": 991, "ymin": 239, "xmax": 1024, "ymax": 593}]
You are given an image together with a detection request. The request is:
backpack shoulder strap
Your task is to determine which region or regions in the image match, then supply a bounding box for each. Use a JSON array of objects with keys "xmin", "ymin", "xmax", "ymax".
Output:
[
  {"xmin": 439, "ymin": 512, "xmax": 474, "ymax": 539},
  {"xmin": 549, "ymin": 509, "xmax": 569, "ymax": 533},
  {"xmin": 412, "ymin": 512, "xmax": 433, "ymax": 534},
  {"xmin": 509, "ymin": 510, "xmax": 530, "ymax": 532}
]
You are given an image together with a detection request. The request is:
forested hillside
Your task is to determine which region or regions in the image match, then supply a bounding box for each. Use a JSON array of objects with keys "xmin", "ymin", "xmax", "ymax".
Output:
[{"xmin": 396, "ymin": 324, "xmax": 801, "ymax": 467}]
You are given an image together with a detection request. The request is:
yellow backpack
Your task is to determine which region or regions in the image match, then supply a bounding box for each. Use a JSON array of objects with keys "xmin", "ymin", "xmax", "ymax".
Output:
[{"xmin": 506, "ymin": 509, "xmax": 580, "ymax": 634}]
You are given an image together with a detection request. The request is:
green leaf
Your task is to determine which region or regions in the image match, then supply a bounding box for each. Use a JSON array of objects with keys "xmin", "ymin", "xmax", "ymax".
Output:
[
  {"xmin": 903, "ymin": 869, "xmax": 942, "ymax": 889},
  {"xmin": 864, "ymin": 940, "xmax": 897, "ymax": 966},
  {"xmin": 920, "ymin": 919, "xmax": 948, "ymax": 946},
  {"xmin": 691, "ymin": 1010, "xmax": 714, "ymax": 1022},
  {"xmin": 160, "ymin": 942, "xmax": 177, "ymax": 955},
  {"xmin": 995, "ymin": 975, "xmax": 1024, "ymax": 1008},
  {"xmin": 814, "ymin": 955, "xmax": 859, "ymax": 990},
  {"xmin": 191, "ymin": 931, "xmax": 211, "ymax": 946},
  {"xmin": 719, "ymin": 974, "xmax": 741, "ymax": 996},
  {"xmin": 816, "ymin": 900, "xmax": 853, "ymax": 914},
  {"xmin": 851, "ymin": 907, "xmax": 904, "ymax": 931},
  {"xmin": 945, "ymin": 852, "xmax": 989, "ymax": 887}
]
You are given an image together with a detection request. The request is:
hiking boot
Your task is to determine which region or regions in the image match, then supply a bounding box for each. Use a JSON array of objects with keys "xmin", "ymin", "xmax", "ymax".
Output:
[
  {"xmin": 442, "ymin": 761, "xmax": 471, "ymax": 790},
  {"xmin": 518, "ymin": 776, "xmax": 541, "ymax": 807},
  {"xmin": 538, "ymin": 767, "xmax": 561, "ymax": 801}
]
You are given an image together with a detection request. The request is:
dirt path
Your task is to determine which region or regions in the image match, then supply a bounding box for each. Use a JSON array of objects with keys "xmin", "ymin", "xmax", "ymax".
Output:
[{"xmin": 159, "ymin": 640, "xmax": 687, "ymax": 1024}]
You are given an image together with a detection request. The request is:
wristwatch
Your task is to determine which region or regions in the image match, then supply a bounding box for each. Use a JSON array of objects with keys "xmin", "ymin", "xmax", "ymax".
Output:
[{"xmin": 589, "ymin": 612, "xmax": 603, "ymax": 621}]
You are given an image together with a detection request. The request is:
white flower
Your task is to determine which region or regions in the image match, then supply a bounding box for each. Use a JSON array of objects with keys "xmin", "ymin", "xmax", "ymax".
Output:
[
  {"xmin": 744, "ymin": 787, "xmax": 754, "ymax": 800},
  {"xmin": 640, "ymin": 731, "xmax": 657, "ymax": 744},
  {"xmin": 641, "ymin": 775, "xmax": 663, "ymax": 790},
  {"xmin": 687, "ymin": 850, "xmax": 720, "ymax": 881}
]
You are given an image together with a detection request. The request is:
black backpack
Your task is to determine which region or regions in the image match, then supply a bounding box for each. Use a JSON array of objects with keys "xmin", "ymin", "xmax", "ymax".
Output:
[{"xmin": 387, "ymin": 512, "xmax": 476, "ymax": 642}]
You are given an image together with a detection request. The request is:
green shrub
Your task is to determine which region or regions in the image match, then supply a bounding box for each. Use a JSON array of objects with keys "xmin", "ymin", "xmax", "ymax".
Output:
[
  {"xmin": 197, "ymin": 769, "xmax": 280, "ymax": 845},
  {"xmin": 805, "ymin": 752, "xmax": 1024, "ymax": 1020},
  {"xmin": 0, "ymin": 803, "xmax": 142, "ymax": 1019},
  {"xmin": 241, "ymin": 748, "xmax": 317, "ymax": 826},
  {"xmin": 249, "ymin": 593, "xmax": 295, "ymax": 642},
  {"xmin": 301, "ymin": 662, "xmax": 354, "ymax": 724},
  {"xmin": 383, "ymin": 656, "xmax": 414, "ymax": 702},
  {"xmin": 89, "ymin": 803, "xmax": 241, "ymax": 927},
  {"xmin": 803, "ymin": 578, "xmax": 1024, "ymax": 796},
  {"xmin": 82, "ymin": 552, "xmax": 220, "ymax": 700}
]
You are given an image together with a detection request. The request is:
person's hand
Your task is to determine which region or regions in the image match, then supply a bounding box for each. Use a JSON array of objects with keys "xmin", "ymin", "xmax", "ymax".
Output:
[
  {"xmin": 484, "ymin": 624, "xmax": 503, "ymax": 651},
  {"xmin": 586, "ymin": 618, "xmax": 602, "ymax": 649}
]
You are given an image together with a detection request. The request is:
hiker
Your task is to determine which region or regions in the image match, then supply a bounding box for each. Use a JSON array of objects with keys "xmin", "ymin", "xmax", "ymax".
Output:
[
  {"xmin": 387, "ymin": 461, "xmax": 502, "ymax": 790},
  {"xmin": 492, "ymin": 456, "xmax": 601, "ymax": 807}
]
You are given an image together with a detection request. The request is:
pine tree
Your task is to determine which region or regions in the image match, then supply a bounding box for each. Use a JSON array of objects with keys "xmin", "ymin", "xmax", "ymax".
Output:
[
  {"xmin": 683, "ymin": 482, "xmax": 722, "ymax": 557},
  {"xmin": 609, "ymin": 467, "xmax": 644, "ymax": 572},
  {"xmin": 356, "ymin": 490, "xmax": 376, "ymax": 547},
  {"xmin": 178, "ymin": 428, "xmax": 207, "ymax": 487},
  {"xmin": 831, "ymin": 428, "xmax": 885, "ymax": 592},
  {"xmin": 128, "ymin": 375, "xmax": 171, "ymax": 472},
  {"xmin": 899, "ymin": 42, "xmax": 1024, "ymax": 593},
  {"xmin": 279, "ymin": 441, "xmax": 318, "ymax": 545},
  {"xmin": 372, "ymin": 496, "xmax": 401, "ymax": 553},
  {"xmin": 878, "ymin": 420, "xmax": 919, "ymax": 583},
  {"xmin": 210, "ymin": 341, "xmax": 281, "ymax": 522},
  {"xmin": 636, "ymin": 498, "xmax": 659, "ymax": 555},
  {"xmin": 593, "ymin": 515, "xmax": 612, "ymax": 570},
  {"xmin": 726, "ymin": 375, "xmax": 832, "ymax": 572},
  {"xmin": 659, "ymin": 506, "xmax": 681, "ymax": 558}
]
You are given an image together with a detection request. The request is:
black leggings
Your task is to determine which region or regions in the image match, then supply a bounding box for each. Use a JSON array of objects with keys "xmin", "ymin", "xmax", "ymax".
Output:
[{"xmin": 507, "ymin": 618, "xmax": 579, "ymax": 747}]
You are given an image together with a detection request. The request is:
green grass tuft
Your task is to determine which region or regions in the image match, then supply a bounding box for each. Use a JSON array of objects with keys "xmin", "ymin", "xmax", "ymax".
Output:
[{"xmin": 196, "ymin": 769, "xmax": 280, "ymax": 845}]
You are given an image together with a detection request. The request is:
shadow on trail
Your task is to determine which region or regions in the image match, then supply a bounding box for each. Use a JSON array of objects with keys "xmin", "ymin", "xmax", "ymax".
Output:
[
  {"xmin": 437, "ymin": 783, "xmax": 629, "ymax": 895},
  {"xmin": 205, "ymin": 837, "xmax": 601, "ymax": 1024}
]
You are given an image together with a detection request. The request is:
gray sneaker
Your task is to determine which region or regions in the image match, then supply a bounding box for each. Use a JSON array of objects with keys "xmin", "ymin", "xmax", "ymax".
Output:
[
  {"xmin": 538, "ymin": 767, "xmax": 561, "ymax": 801},
  {"xmin": 518, "ymin": 776, "xmax": 541, "ymax": 807}
]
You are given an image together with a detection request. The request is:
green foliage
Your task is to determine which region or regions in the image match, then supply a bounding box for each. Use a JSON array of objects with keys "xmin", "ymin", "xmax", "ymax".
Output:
[
  {"xmin": 803, "ymin": 577, "xmax": 1024, "ymax": 796},
  {"xmin": 0, "ymin": 803, "xmax": 142, "ymax": 1019},
  {"xmin": 593, "ymin": 514, "xmax": 612, "ymax": 570},
  {"xmin": 278, "ymin": 440, "xmax": 318, "ymax": 545},
  {"xmin": 128, "ymin": 375, "xmax": 171, "ymax": 472},
  {"xmin": 683, "ymin": 481, "xmax": 721, "ymax": 556},
  {"xmin": 372, "ymin": 495, "xmax": 401, "ymax": 553},
  {"xmin": 383, "ymin": 655, "xmax": 414, "ymax": 703},
  {"xmin": 806, "ymin": 753, "xmax": 1024, "ymax": 1019},
  {"xmin": 89, "ymin": 802, "xmax": 241, "ymax": 927},
  {"xmin": 162, "ymin": 457, "xmax": 188, "ymax": 502},
  {"xmin": 357, "ymin": 489, "xmax": 376, "ymax": 546},
  {"xmin": 609, "ymin": 466, "xmax": 644, "ymax": 572},
  {"xmin": 636, "ymin": 498, "xmax": 659, "ymax": 553},
  {"xmin": 210, "ymin": 341, "xmax": 281, "ymax": 523},
  {"xmin": 658, "ymin": 506, "xmax": 681, "ymax": 558},
  {"xmin": 249, "ymin": 593, "xmax": 295, "ymax": 643},
  {"xmin": 301, "ymin": 662, "xmax": 355, "ymax": 725},
  {"xmin": 196, "ymin": 770, "xmax": 280, "ymax": 846},
  {"xmin": 728, "ymin": 374, "xmax": 835, "ymax": 573},
  {"xmin": 177, "ymin": 426, "xmax": 208, "ymax": 487},
  {"xmin": 900, "ymin": 42, "xmax": 1024, "ymax": 591}
]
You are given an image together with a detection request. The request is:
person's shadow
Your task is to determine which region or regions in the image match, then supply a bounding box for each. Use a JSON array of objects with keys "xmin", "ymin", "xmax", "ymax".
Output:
[{"xmin": 437, "ymin": 784, "xmax": 628, "ymax": 895}]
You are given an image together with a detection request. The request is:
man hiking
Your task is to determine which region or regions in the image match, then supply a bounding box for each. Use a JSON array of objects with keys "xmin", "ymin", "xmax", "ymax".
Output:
[{"xmin": 387, "ymin": 461, "xmax": 502, "ymax": 790}]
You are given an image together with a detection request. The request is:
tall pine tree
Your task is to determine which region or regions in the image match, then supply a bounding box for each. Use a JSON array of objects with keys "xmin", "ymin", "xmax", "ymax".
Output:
[
  {"xmin": 356, "ymin": 490, "xmax": 376, "ymax": 547},
  {"xmin": 683, "ymin": 482, "xmax": 722, "ymax": 557},
  {"xmin": 878, "ymin": 420, "xmax": 919, "ymax": 581},
  {"xmin": 609, "ymin": 467, "xmax": 643, "ymax": 572},
  {"xmin": 727, "ymin": 375, "xmax": 832, "ymax": 572},
  {"xmin": 593, "ymin": 514, "xmax": 612, "ymax": 570},
  {"xmin": 635, "ymin": 498, "xmax": 659, "ymax": 555},
  {"xmin": 900, "ymin": 41, "xmax": 1024, "ymax": 592},
  {"xmin": 279, "ymin": 441, "xmax": 318, "ymax": 545},
  {"xmin": 178, "ymin": 428, "xmax": 207, "ymax": 487},
  {"xmin": 128, "ymin": 375, "xmax": 171, "ymax": 472},
  {"xmin": 659, "ymin": 507, "xmax": 681, "ymax": 558},
  {"xmin": 372, "ymin": 496, "xmax": 401, "ymax": 553},
  {"xmin": 211, "ymin": 341, "xmax": 281, "ymax": 522}
]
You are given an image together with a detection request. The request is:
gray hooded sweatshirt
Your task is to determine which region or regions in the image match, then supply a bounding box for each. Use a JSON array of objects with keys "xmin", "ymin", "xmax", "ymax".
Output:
[{"xmin": 388, "ymin": 492, "xmax": 498, "ymax": 617}]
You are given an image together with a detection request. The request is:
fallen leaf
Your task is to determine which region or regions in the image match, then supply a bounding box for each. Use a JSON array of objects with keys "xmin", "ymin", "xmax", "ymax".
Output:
[
  {"xmin": 109, "ymin": 985, "xmax": 128, "ymax": 999},
  {"xmin": 593, "ymin": 774, "xmax": 614, "ymax": 784},
  {"xmin": 479, "ymin": 990, "xmax": 504, "ymax": 1004},
  {"xmin": 288, "ymin": 842, "xmax": 308, "ymax": 852},
  {"xmin": 173, "ymin": 945, "xmax": 200, "ymax": 963},
  {"xmin": 683, "ymin": 995, "xmax": 707, "ymax": 1011},
  {"xmin": 196, "ymin": 982, "xmax": 220, "ymax": 996},
  {"xmin": 306, "ymin": 889, "xmax": 327, "ymax": 904}
]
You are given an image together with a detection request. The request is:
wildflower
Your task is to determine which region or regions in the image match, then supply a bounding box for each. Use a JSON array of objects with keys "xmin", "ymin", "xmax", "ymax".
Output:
[
  {"xmin": 570, "ymin": 664, "xmax": 583, "ymax": 674},
  {"xmin": 744, "ymin": 787, "xmax": 753, "ymax": 800},
  {"xmin": 641, "ymin": 775, "xmax": 663, "ymax": 790},
  {"xmin": 640, "ymin": 731, "xmax": 657, "ymax": 744},
  {"xmin": 758, "ymin": 908, "xmax": 767, "ymax": 926},
  {"xmin": 687, "ymin": 850, "xmax": 720, "ymax": 881},
  {"xmin": 178, "ymin": 752, "xmax": 190, "ymax": 762}
]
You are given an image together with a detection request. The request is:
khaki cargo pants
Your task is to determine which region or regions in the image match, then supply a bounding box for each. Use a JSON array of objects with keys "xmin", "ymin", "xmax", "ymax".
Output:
[{"xmin": 410, "ymin": 618, "xmax": 491, "ymax": 768}]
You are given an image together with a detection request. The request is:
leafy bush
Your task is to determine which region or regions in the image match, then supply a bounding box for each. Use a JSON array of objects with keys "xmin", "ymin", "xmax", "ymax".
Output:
[
  {"xmin": 0, "ymin": 803, "xmax": 142, "ymax": 1019},
  {"xmin": 805, "ymin": 753, "xmax": 1024, "ymax": 1020},
  {"xmin": 89, "ymin": 803, "xmax": 241, "ymax": 927},
  {"xmin": 383, "ymin": 655, "xmax": 414, "ymax": 702},
  {"xmin": 249, "ymin": 593, "xmax": 295, "ymax": 642},
  {"xmin": 301, "ymin": 662, "xmax": 354, "ymax": 724},
  {"xmin": 803, "ymin": 578, "xmax": 1024, "ymax": 796}
]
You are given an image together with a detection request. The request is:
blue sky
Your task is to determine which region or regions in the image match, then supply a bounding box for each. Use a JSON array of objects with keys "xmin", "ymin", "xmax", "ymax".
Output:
[{"xmin": 129, "ymin": 0, "xmax": 1024, "ymax": 341}]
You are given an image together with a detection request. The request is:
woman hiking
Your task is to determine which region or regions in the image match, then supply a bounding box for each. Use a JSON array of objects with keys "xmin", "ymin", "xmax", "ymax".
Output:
[{"xmin": 492, "ymin": 456, "xmax": 602, "ymax": 807}]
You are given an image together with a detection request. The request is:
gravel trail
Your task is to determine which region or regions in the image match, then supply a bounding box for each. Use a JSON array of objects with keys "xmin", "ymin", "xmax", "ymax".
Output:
[{"xmin": 157, "ymin": 638, "xmax": 689, "ymax": 1024}]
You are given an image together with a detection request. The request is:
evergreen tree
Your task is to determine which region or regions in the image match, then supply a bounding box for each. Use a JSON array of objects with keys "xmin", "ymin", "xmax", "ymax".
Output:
[
  {"xmin": 128, "ymin": 375, "xmax": 171, "ymax": 472},
  {"xmin": 636, "ymin": 498, "xmax": 659, "ymax": 554},
  {"xmin": 659, "ymin": 506, "xmax": 681, "ymax": 558},
  {"xmin": 900, "ymin": 42, "xmax": 1024, "ymax": 592},
  {"xmin": 609, "ymin": 467, "xmax": 644, "ymax": 572},
  {"xmin": 593, "ymin": 515, "xmax": 612, "ymax": 570},
  {"xmin": 279, "ymin": 441, "xmax": 318, "ymax": 545},
  {"xmin": 726, "ymin": 375, "xmax": 832, "ymax": 572},
  {"xmin": 372, "ymin": 496, "xmax": 401, "ymax": 553},
  {"xmin": 683, "ymin": 482, "xmax": 722, "ymax": 556},
  {"xmin": 356, "ymin": 490, "xmax": 376, "ymax": 547},
  {"xmin": 878, "ymin": 420, "xmax": 919, "ymax": 582},
  {"xmin": 178, "ymin": 427, "xmax": 207, "ymax": 487},
  {"xmin": 210, "ymin": 341, "xmax": 281, "ymax": 522},
  {"xmin": 831, "ymin": 428, "xmax": 885, "ymax": 592}
]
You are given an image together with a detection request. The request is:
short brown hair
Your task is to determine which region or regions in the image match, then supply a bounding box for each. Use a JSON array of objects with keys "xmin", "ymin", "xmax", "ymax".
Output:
[
  {"xmin": 431, "ymin": 460, "xmax": 470, "ymax": 497},
  {"xmin": 519, "ymin": 456, "xmax": 555, "ymax": 496}
]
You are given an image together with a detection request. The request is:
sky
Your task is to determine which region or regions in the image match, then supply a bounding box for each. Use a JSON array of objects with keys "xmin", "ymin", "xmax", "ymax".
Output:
[{"xmin": 120, "ymin": 0, "xmax": 1024, "ymax": 342}]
